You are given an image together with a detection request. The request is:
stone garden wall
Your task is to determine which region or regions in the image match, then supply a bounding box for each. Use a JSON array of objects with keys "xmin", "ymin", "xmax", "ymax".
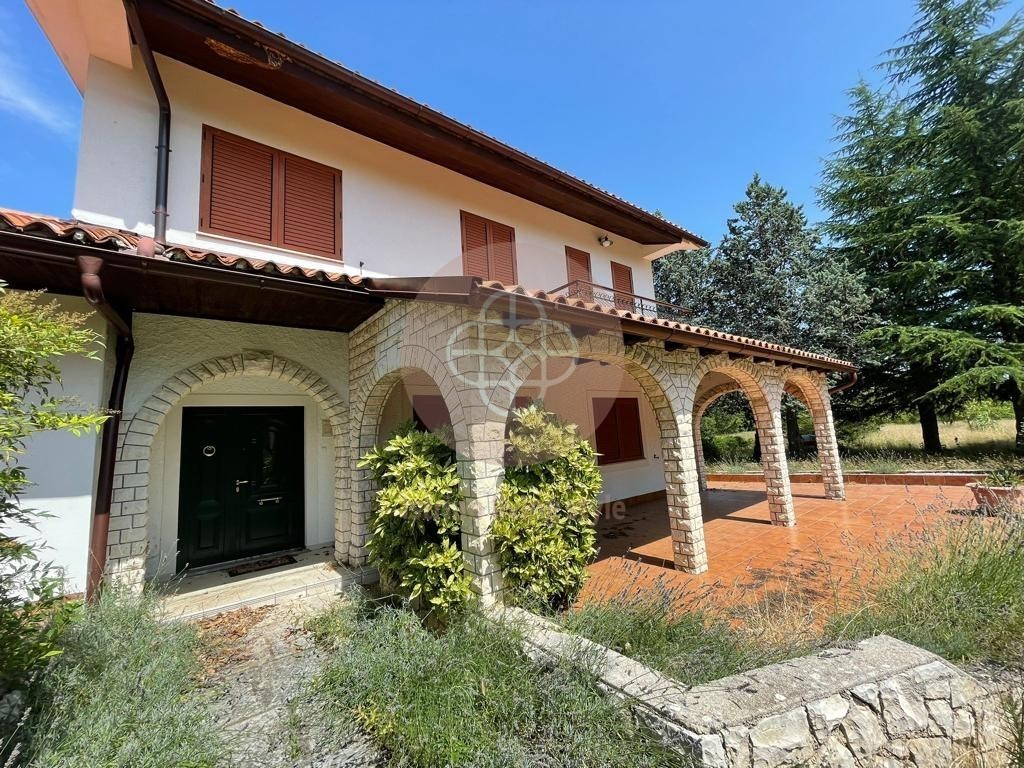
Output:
[{"xmin": 505, "ymin": 608, "xmax": 1013, "ymax": 768}]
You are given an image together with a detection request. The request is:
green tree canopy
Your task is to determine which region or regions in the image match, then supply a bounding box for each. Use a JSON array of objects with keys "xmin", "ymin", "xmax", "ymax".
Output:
[
  {"xmin": 821, "ymin": 0, "xmax": 1024, "ymax": 454},
  {"xmin": 655, "ymin": 175, "xmax": 874, "ymax": 454},
  {"xmin": 656, "ymin": 174, "xmax": 875, "ymax": 362}
]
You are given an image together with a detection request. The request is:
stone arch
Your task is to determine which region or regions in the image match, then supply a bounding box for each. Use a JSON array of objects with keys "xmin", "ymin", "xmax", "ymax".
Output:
[
  {"xmin": 692, "ymin": 381, "xmax": 745, "ymax": 492},
  {"xmin": 487, "ymin": 331, "xmax": 708, "ymax": 574},
  {"xmin": 346, "ymin": 345, "xmax": 470, "ymax": 567},
  {"xmin": 783, "ymin": 370, "xmax": 845, "ymax": 500},
  {"xmin": 690, "ymin": 355, "xmax": 795, "ymax": 526},
  {"xmin": 106, "ymin": 349, "xmax": 348, "ymax": 587}
]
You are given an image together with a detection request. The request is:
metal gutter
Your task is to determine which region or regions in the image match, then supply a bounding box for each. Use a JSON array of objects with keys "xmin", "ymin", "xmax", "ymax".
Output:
[
  {"xmin": 124, "ymin": 0, "xmax": 171, "ymax": 244},
  {"xmin": 828, "ymin": 370, "xmax": 858, "ymax": 395},
  {"xmin": 78, "ymin": 255, "xmax": 134, "ymax": 600}
]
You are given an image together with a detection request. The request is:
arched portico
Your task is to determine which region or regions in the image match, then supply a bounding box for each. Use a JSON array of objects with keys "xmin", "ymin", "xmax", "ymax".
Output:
[
  {"xmin": 783, "ymin": 371, "xmax": 846, "ymax": 500},
  {"xmin": 491, "ymin": 332, "xmax": 708, "ymax": 574},
  {"xmin": 690, "ymin": 357, "xmax": 795, "ymax": 526}
]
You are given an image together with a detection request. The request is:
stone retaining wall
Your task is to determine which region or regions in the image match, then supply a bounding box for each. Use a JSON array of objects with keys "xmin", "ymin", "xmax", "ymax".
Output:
[{"xmin": 503, "ymin": 608, "xmax": 1012, "ymax": 767}]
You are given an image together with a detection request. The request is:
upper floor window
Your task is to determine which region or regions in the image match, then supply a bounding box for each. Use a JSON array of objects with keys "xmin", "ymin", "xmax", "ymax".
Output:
[
  {"xmin": 460, "ymin": 210, "xmax": 517, "ymax": 283},
  {"xmin": 565, "ymin": 246, "xmax": 592, "ymax": 284},
  {"xmin": 610, "ymin": 261, "xmax": 635, "ymax": 310},
  {"xmin": 199, "ymin": 126, "xmax": 342, "ymax": 260}
]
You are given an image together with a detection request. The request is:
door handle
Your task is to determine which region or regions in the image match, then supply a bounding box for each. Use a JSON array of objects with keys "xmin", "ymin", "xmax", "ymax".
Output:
[
  {"xmin": 257, "ymin": 496, "xmax": 283, "ymax": 506},
  {"xmin": 235, "ymin": 479, "xmax": 249, "ymax": 493}
]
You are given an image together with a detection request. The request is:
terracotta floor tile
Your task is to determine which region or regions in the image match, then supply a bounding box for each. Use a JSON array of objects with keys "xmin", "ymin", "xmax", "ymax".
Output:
[{"xmin": 580, "ymin": 482, "xmax": 971, "ymax": 611}]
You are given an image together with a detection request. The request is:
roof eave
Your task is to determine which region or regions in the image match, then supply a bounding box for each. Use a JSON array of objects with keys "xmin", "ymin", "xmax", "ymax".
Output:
[{"xmin": 138, "ymin": 0, "xmax": 706, "ymax": 247}]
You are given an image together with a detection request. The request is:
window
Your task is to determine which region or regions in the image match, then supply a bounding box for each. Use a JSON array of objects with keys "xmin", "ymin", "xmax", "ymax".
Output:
[
  {"xmin": 199, "ymin": 126, "xmax": 342, "ymax": 259},
  {"xmin": 592, "ymin": 397, "xmax": 644, "ymax": 465},
  {"xmin": 610, "ymin": 261, "xmax": 635, "ymax": 311},
  {"xmin": 460, "ymin": 210, "xmax": 517, "ymax": 283},
  {"xmin": 565, "ymin": 246, "xmax": 592, "ymax": 284}
]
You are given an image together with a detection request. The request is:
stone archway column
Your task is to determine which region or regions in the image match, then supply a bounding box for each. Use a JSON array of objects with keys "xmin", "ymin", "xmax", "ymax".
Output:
[
  {"xmin": 457, "ymin": 419, "xmax": 506, "ymax": 606},
  {"xmin": 663, "ymin": 422, "xmax": 709, "ymax": 574},
  {"xmin": 814, "ymin": 386, "xmax": 846, "ymax": 500},
  {"xmin": 754, "ymin": 381, "xmax": 796, "ymax": 526}
]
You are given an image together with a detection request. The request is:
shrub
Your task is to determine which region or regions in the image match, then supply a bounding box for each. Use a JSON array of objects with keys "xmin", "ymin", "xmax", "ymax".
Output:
[
  {"xmin": 492, "ymin": 403, "xmax": 602, "ymax": 608},
  {"xmin": 11, "ymin": 589, "xmax": 220, "ymax": 767},
  {"xmin": 307, "ymin": 595, "xmax": 685, "ymax": 768},
  {"xmin": 831, "ymin": 513, "xmax": 1024, "ymax": 666},
  {"xmin": 358, "ymin": 423, "xmax": 472, "ymax": 613},
  {"xmin": 0, "ymin": 287, "xmax": 105, "ymax": 702},
  {"xmin": 985, "ymin": 468, "xmax": 1022, "ymax": 487}
]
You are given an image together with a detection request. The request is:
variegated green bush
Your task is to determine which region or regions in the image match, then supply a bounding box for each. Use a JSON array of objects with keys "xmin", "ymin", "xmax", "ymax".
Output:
[
  {"xmin": 358, "ymin": 423, "xmax": 472, "ymax": 613},
  {"xmin": 493, "ymin": 403, "xmax": 603, "ymax": 609}
]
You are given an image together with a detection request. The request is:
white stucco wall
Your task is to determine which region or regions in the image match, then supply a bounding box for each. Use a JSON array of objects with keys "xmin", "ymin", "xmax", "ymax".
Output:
[
  {"xmin": 73, "ymin": 53, "xmax": 659, "ymax": 295},
  {"xmin": 124, "ymin": 314, "xmax": 348, "ymax": 579},
  {"xmin": 519, "ymin": 358, "xmax": 666, "ymax": 502},
  {"xmin": 15, "ymin": 295, "xmax": 108, "ymax": 594}
]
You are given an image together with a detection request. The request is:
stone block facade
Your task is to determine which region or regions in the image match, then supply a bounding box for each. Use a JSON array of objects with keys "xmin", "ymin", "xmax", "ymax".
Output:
[{"xmin": 102, "ymin": 295, "xmax": 847, "ymax": 605}]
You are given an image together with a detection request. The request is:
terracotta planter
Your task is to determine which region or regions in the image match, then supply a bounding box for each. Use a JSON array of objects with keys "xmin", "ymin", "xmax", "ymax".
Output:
[{"xmin": 967, "ymin": 483, "xmax": 1024, "ymax": 514}]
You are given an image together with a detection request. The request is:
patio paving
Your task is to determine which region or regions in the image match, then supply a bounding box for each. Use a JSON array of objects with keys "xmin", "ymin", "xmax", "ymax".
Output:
[{"xmin": 581, "ymin": 481, "xmax": 974, "ymax": 610}]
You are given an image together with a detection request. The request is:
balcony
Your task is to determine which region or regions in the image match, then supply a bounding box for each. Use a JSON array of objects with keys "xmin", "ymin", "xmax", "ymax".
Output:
[{"xmin": 546, "ymin": 280, "xmax": 691, "ymax": 323}]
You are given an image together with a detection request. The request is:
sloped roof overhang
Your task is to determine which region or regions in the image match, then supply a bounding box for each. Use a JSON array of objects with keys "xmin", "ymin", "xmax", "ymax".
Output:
[
  {"xmin": 0, "ymin": 230, "xmax": 383, "ymax": 333},
  {"xmin": 133, "ymin": 0, "xmax": 705, "ymax": 248},
  {"xmin": 363, "ymin": 276, "xmax": 857, "ymax": 374}
]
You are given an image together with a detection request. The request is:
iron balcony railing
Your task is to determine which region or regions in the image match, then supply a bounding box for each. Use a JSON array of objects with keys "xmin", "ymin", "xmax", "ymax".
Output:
[{"xmin": 546, "ymin": 279, "xmax": 691, "ymax": 323}]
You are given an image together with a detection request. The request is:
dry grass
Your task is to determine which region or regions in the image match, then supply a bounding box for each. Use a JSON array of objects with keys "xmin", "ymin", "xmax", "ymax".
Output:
[
  {"xmin": 859, "ymin": 419, "xmax": 1017, "ymax": 451},
  {"xmin": 706, "ymin": 418, "xmax": 1019, "ymax": 473}
]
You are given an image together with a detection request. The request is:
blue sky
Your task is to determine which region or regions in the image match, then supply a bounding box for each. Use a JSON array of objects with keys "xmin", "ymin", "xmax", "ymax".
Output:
[{"xmin": 0, "ymin": 0, "xmax": 933, "ymax": 245}]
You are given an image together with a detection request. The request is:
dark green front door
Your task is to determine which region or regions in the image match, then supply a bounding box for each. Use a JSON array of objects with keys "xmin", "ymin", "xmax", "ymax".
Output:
[{"xmin": 177, "ymin": 407, "xmax": 304, "ymax": 571}]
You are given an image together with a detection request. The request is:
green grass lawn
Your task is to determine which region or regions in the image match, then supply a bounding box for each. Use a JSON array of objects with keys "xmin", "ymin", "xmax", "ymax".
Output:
[{"xmin": 704, "ymin": 418, "xmax": 1020, "ymax": 474}]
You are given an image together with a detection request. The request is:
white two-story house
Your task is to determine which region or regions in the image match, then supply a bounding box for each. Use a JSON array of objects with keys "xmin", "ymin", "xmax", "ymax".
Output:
[{"xmin": 2, "ymin": 0, "xmax": 853, "ymax": 605}]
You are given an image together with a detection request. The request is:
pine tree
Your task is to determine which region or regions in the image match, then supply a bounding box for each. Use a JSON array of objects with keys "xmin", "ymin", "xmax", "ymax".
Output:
[
  {"xmin": 655, "ymin": 175, "xmax": 875, "ymax": 454},
  {"xmin": 821, "ymin": 0, "xmax": 1024, "ymax": 454}
]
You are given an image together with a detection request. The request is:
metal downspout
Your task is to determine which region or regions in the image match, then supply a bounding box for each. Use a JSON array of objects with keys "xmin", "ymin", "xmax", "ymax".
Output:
[
  {"xmin": 123, "ymin": 0, "xmax": 170, "ymax": 244},
  {"xmin": 79, "ymin": 256, "xmax": 134, "ymax": 600}
]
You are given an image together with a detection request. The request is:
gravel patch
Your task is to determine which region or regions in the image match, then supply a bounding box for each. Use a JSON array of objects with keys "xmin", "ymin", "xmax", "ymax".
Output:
[{"xmin": 197, "ymin": 596, "xmax": 383, "ymax": 768}]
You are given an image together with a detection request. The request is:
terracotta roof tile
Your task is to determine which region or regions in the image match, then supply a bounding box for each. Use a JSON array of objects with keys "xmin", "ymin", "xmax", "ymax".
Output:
[
  {"xmin": 0, "ymin": 208, "xmax": 361, "ymax": 287},
  {"xmin": 478, "ymin": 280, "xmax": 855, "ymax": 370},
  {"xmin": 0, "ymin": 208, "xmax": 851, "ymax": 370}
]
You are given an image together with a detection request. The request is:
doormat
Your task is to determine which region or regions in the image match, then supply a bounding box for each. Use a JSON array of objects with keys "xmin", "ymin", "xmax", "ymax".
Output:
[{"xmin": 227, "ymin": 555, "xmax": 297, "ymax": 577}]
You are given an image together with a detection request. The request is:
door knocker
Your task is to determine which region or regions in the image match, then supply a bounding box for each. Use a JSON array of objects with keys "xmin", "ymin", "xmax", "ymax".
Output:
[{"xmin": 202, "ymin": 445, "xmax": 216, "ymax": 457}]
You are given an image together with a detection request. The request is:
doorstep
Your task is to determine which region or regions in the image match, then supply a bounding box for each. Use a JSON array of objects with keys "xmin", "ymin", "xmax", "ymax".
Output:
[{"xmin": 159, "ymin": 544, "xmax": 378, "ymax": 621}]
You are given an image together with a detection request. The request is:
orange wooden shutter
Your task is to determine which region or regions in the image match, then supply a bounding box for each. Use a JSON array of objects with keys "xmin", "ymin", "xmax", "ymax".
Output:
[
  {"xmin": 280, "ymin": 154, "xmax": 341, "ymax": 257},
  {"xmin": 610, "ymin": 261, "xmax": 635, "ymax": 310},
  {"xmin": 593, "ymin": 397, "xmax": 621, "ymax": 464},
  {"xmin": 610, "ymin": 261, "xmax": 634, "ymax": 293},
  {"xmin": 592, "ymin": 397, "xmax": 643, "ymax": 465},
  {"xmin": 615, "ymin": 399, "xmax": 644, "ymax": 461},
  {"xmin": 565, "ymin": 246, "xmax": 592, "ymax": 284},
  {"xmin": 461, "ymin": 211, "xmax": 517, "ymax": 282},
  {"xmin": 461, "ymin": 212, "xmax": 490, "ymax": 278},
  {"xmin": 489, "ymin": 221, "xmax": 517, "ymax": 284},
  {"xmin": 202, "ymin": 128, "xmax": 274, "ymax": 243}
]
